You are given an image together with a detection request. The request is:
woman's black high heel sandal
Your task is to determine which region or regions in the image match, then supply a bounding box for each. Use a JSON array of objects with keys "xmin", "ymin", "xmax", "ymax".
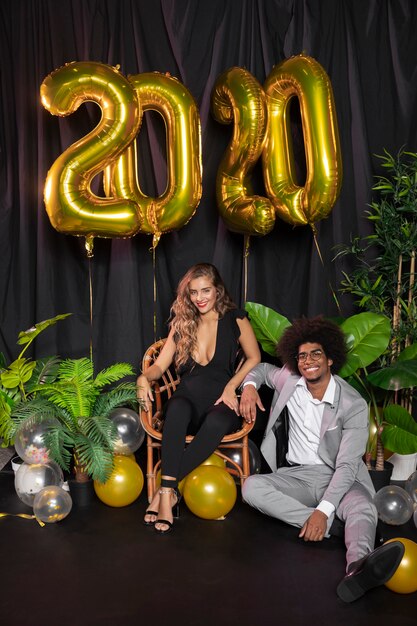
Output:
[{"xmin": 155, "ymin": 480, "xmax": 181, "ymax": 534}]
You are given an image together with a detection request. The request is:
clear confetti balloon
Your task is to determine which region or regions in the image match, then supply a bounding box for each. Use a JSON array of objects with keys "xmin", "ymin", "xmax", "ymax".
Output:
[
  {"xmin": 14, "ymin": 460, "xmax": 64, "ymax": 506},
  {"xmin": 109, "ymin": 408, "xmax": 145, "ymax": 455},
  {"xmin": 374, "ymin": 485, "xmax": 414, "ymax": 526},
  {"xmin": 33, "ymin": 485, "xmax": 73, "ymax": 523},
  {"xmin": 404, "ymin": 470, "xmax": 417, "ymax": 506},
  {"xmin": 14, "ymin": 417, "xmax": 60, "ymax": 464}
]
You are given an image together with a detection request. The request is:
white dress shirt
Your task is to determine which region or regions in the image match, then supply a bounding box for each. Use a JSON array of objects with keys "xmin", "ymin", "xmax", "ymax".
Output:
[{"xmin": 244, "ymin": 374, "xmax": 336, "ymax": 517}]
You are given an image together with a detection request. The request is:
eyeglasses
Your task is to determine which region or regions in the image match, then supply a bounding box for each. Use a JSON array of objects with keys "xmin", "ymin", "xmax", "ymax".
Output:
[{"xmin": 295, "ymin": 349, "xmax": 324, "ymax": 363}]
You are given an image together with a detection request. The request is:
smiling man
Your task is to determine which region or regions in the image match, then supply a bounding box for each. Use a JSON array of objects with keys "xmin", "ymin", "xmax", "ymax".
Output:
[{"xmin": 240, "ymin": 316, "xmax": 404, "ymax": 602}]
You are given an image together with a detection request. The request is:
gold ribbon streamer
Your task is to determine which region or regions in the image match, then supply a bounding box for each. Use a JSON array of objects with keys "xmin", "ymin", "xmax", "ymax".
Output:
[
  {"xmin": 311, "ymin": 224, "xmax": 342, "ymax": 315},
  {"xmin": 88, "ymin": 256, "xmax": 94, "ymax": 362},
  {"xmin": 152, "ymin": 243, "xmax": 157, "ymax": 343},
  {"xmin": 0, "ymin": 512, "xmax": 45, "ymax": 527},
  {"xmin": 243, "ymin": 235, "xmax": 251, "ymax": 305}
]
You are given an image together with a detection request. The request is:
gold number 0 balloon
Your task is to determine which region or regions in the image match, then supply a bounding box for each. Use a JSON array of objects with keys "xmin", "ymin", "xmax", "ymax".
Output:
[
  {"xmin": 211, "ymin": 67, "xmax": 275, "ymax": 236},
  {"xmin": 105, "ymin": 72, "xmax": 202, "ymax": 248},
  {"xmin": 263, "ymin": 54, "xmax": 343, "ymax": 227},
  {"xmin": 40, "ymin": 62, "xmax": 142, "ymax": 241}
]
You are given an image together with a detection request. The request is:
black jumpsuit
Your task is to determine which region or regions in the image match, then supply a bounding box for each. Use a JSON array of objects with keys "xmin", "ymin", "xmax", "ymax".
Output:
[{"xmin": 161, "ymin": 309, "xmax": 246, "ymax": 481}]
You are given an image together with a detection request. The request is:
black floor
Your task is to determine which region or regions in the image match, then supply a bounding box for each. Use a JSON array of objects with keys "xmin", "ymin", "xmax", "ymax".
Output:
[{"xmin": 1, "ymin": 455, "xmax": 416, "ymax": 626}]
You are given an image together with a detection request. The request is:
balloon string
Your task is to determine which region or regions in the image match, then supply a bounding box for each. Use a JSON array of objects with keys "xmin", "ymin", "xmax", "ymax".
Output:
[
  {"xmin": 152, "ymin": 244, "xmax": 157, "ymax": 343},
  {"xmin": 88, "ymin": 256, "xmax": 94, "ymax": 362},
  {"xmin": 0, "ymin": 512, "xmax": 45, "ymax": 527},
  {"xmin": 311, "ymin": 224, "xmax": 342, "ymax": 316},
  {"xmin": 243, "ymin": 235, "xmax": 250, "ymax": 305}
]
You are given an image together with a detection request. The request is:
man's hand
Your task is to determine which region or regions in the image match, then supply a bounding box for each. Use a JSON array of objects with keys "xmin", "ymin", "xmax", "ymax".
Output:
[
  {"xmin": 239, "ymin": 384, "xmax": 264, "ymax": 423},
  {"xmin": 299, "ymin": 509, "xmax": 328, "ymax": 542}
]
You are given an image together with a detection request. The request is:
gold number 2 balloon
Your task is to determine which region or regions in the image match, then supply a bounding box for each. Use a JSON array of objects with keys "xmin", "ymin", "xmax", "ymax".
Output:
[
  {"xmin": 263, "ymin": 54, "xmax": 343, "ymax": 227},
  {"xmin": 211, "ymin": 67, "xmax": 275, "ymax": 236},
  {"xmin": 105, "ymin": 72, "xmax": 203, "ymax": 248},
  {"xmin": 40, "ymin": 61, "xmax": 142, "ymax": 242}
]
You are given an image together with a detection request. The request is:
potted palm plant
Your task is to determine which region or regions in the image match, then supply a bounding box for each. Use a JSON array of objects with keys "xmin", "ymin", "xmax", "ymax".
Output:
[
  {"xmin": 7, "ymin": 357, "xmax": 139, "ymax": 485},
  {"xmin": 245, "ymin": 303, "xmax": 417, "ymax": 482}
]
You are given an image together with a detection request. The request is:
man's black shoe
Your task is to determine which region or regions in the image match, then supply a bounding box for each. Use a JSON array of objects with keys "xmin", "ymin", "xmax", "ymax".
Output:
[{"xmin": 336, "ymin": 541, "xmax": 405, "ymax": 602}]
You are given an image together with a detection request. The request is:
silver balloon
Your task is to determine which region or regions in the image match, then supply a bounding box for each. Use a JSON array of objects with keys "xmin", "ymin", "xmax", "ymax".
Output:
[
  {"xmin": 14, "ymin": 417, "xmax": 59, "ymax": 464},
  {"xmin": 109, "ymin": 408, "xmax": 145, "ymax": 455},
  {"xmin": 219, "ymin": 439, "xmax": 261, "ymax": 479},
  {"xmin": 404, "ymin": 470, "xmax": 417, "ymax": 506},
  {"xmin": 14, "ymin": 461, "xmax": 64, "ymax": 506},
  {"xmin": 374, "ymin": 485, "xmax": 414, "ymax": 525},
  {"xmin": 33, "ymin": 485, "xmax": 72, "ymax": 523}
]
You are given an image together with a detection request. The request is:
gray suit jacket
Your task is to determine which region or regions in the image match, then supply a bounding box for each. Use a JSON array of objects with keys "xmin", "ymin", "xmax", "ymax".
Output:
[{"xmin": 245, "ymin": 363, "xmax": 375, "ymax": 509}]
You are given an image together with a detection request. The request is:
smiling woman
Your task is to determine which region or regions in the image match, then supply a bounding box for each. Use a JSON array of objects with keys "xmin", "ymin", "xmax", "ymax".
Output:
[{"xmin": 136, "ymin": 263, "xmax": 260, "ymax": 533}]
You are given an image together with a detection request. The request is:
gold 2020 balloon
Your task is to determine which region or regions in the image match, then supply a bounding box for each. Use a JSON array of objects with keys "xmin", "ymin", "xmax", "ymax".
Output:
[
  {"xmin": 94, "ymin": 455, "xmax": 144, "ymax": 507},
  {"xmin": 41, "ymin": 61, "xmax": 142, "ymax": 240},
  {"xmin": 263, "ymin": 54, "xmax": 343, "ymax": 227},
  {"xmin": 183, "ymin": 465, "xmax": 237, "ymax": 519},
  {"xmin": 105, "ymin": 72, "xmax": 202, "ymax": 248},
  {"xmin": 211, "ymin": 67, "xmax": 275, "ymax": 236},
  {"xmin": 384, "ymin": 538, "xmax": 417, "ymax": 594}
]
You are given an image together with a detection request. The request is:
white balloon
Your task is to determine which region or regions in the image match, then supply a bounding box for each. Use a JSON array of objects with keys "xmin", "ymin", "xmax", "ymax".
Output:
[{"xmin": 14, "ymin": 461, "xmax": 64, "ymax": 506}]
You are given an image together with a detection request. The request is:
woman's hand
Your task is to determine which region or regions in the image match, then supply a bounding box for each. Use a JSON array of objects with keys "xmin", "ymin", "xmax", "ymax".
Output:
[
  {"xmin": 137, "ymin": 374, "xmax": 154, "ymax": 412},
  {"xmin": 214, "ymin": 382, "xmax": 240, "ymax": 415}
]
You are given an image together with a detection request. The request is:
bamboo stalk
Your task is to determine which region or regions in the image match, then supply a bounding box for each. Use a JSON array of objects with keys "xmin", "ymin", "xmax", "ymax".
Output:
[
  {"xmin": 404, "ymin": 250, "xmax": 415, "ymax": 412},
  {"xmin": 392, "ymin": 253, "xmax": 403, "ymax": 362}
]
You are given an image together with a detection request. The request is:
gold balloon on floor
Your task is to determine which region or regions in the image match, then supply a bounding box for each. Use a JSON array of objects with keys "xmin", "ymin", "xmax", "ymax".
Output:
[
  {"xmin": 183, "ymin": 465, "xmax": 237, "ymax": 520},
  {"xmin": 154, "ymin": 453, "xmax": 224, "ymax": 495},
  {"xmin": 200, "ymin": 453, "xmax": 226, "ymax": 468},
  {"xmin": 384, "ymin": 538, "xmax": 417, "ymax": 594},
  {"xmin": 94, "ymin": 455, "xmax": 143, "ymax": 507}
]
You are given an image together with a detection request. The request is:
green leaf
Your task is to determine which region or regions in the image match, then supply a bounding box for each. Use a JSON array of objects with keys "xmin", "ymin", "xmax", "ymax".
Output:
[
  {"xmin": 397, "ymin": 343, "xmax": 417, "ymax": 361},
  {"xmin": 17, "ymin": 313, "xmax": 72, "ymax": 346},
  {"xmin": 0, "ymin": 358, "xmax": 36, "ymax": 389},
  {"xmin": 73, "ymin": 436, "xmax": 114, "ymax": 482},
  {"xmin": 367, "ymin": 360, "xmax": 417, "ymax": 390},
  {"xmin": 339, "ymin": 313, "xmax": 391, "ymax": 378},
  {"xmin": 94, "ymin": 363, "xmax": 135, "ymax": 388},
  {"xmin": 381, "ymin": 404, "xmax": 417, "ymax": 454},
  {"xmin": 25, "ymin": 356, "xmax": 61, "ymax": 393},
  {"xmin": 245, "ymin": 302, "xmax": 291, "ymax": 357}
]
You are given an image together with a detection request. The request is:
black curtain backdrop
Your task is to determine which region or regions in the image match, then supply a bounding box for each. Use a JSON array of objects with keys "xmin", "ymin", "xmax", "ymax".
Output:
[{"xmin": 1, "ymin": 0, "xmax": 417, "ymax": 373}]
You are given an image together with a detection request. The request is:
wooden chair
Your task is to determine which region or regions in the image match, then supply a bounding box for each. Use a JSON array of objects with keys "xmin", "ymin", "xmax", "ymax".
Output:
[{"xmin": 139, "ymin": 338, "xmax": 256, "ymax": 502}]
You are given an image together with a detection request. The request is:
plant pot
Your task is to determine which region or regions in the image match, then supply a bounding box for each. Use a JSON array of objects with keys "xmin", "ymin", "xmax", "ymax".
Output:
[
  {"xmin": 386, "ymin": 453, "xmax": 417, "ymax": 481},
  {"xmin": 67, "ymin": 478, "xmax": 96, "ymax": 507},
  {"xmin": 368, "ymin": 460, "xmax": 393, "ymax": 492}
]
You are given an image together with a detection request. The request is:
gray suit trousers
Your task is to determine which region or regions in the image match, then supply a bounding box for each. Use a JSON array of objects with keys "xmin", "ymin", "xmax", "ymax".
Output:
[{"xmin": 242, "ymin": 465, "xmax": 378, "ymax": 570}]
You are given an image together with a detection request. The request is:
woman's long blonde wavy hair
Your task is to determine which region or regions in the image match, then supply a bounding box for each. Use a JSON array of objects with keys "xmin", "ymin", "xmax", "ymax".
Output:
[{"xmin": 170, "ymin": 263, "xmax": 236, "ymax": 369}]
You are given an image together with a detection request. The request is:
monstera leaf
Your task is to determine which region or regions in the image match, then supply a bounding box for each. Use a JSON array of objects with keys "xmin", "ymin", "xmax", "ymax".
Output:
[
  {"xmin": 381, "ymin": 404, "xmax": 417, "ymax": 454},
  {"xmin": 338, "ymin": 312, "xmax": 391, "ymax": 378},
  {"xmin": 367, "ymin": 359, "xmax": 417, "ymax": 390},
  {"xmin": 245, "ymin": 302, "xmax": 291, "ymax": 356}
]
